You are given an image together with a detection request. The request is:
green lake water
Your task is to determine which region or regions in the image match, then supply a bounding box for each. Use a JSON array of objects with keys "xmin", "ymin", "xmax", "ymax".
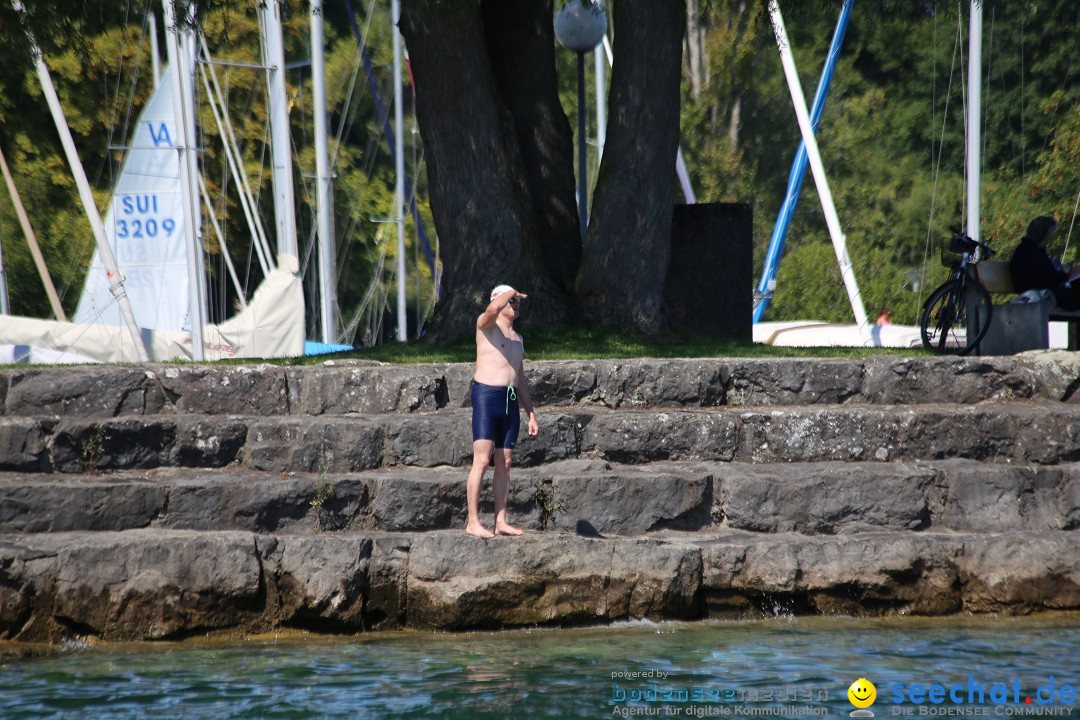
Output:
[{"xmin": 1, "ymin": 616, "xmax": 1078, "ymax": 719}]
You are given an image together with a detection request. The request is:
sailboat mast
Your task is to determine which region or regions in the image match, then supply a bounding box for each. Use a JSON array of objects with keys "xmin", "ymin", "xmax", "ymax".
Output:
[
  {"xmin": 392, "ymin": 0, "xmax": 407, "ymax": 342},
  {"xmin": 163, "ymin": 0, "xmax": 206, "ymax": 360},
  {"xmin": 595, "ymin": 35, "xmax": 606, "ymax": 164},
  {"xmin": 770, "ymin": 0, "xmax": 868, "ymax": 330},
  {"xmin": 149, "ymin": 11, "xmax": 161, "ymax": 88},
  {"xmin": 755, "ymin": 0, "xmax": 853, "ymax": 323},
  {"xmin": 966, "ymin": 0, "xmax": 982, "ymax": 245},
  {"xmin": 0, "ymin": 146, "xmax": 65, "ymax": 320},
  {"xmin": 311, "ymin": 0, "xmax": 337, "ymax": 345},
  {"xmin": 0, "ymin": 214, "xmax": 8, "ymax": 314},
  {"xmin": 261, "ymin": 0, "xmax": 299, "ymax": 259}
]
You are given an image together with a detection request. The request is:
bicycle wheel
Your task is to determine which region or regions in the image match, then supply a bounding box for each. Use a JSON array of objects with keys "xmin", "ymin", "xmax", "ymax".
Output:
[{"xmin": 920, "ymin": 279, "xmax": 993, "ymax": 355}]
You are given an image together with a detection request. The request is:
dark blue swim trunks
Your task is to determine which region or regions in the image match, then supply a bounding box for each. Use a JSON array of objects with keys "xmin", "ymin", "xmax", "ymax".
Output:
[{"xmin": 471, "ymin": 381, "xmax": 520, "ymax": 449}]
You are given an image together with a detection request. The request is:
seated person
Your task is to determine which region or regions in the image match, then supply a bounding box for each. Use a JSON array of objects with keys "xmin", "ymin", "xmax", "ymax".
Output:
[{"xmin": 1010, "ymin": 215, "xmax": 1080, "ymax": 310}]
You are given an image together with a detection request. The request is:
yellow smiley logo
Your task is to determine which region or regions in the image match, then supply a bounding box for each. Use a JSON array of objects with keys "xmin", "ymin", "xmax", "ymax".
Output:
[{"xmin": 848, "ymin": 678, "xmax": 877, "ymax": 709}]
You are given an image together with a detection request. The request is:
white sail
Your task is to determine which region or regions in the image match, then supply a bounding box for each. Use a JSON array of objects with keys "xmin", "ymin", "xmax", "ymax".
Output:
[
  {"xmin": 0, "ymin": 59, "xmax": 308, "ymax": 363},
  {"xmin": 74, "ymin": 64, "xmax": 195, "ymax": 332}
]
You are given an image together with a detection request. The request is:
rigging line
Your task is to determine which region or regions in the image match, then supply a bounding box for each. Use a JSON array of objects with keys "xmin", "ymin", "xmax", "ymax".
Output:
[
  {"xmin": 220, "ymin": 52, "xmax": 263, "ymax": 177},
  {"xmin": 987, "ymin": 7, "xmax": 1021, "ymax": 194},
  {"xmin": 336, "ymin": 210, "xmax": 360, "ymax": 272},
  {"xmin": 369, "ymin": 238, "xmax": 397, "ymax": 347},
  {"xmin": 922, "ymin": 0, "xmax": 938, "ymax": 311},
  {"xmin": 919, "ymin": 6, "xmax": 963, "ymax": 312},
  {"xmin": 253, "ymin": 108, "xmax": 271, "ymax": 255},
  {"xmin": 197, "ymin": 172, "xmax": 247, "ymax": 308},
  {"xmin": 1065, "ymin": 186, "xmax": 1080, "ymax": 262},
  {"xmin": 330, "ymin": 56, "xmax": 364, "ymax": 174},
  {"xmin": 1064, "ymin": 8, "xmax": 1080, "ymax": 261},
  {"xmin": 984, "ymin": 7, "xmax": 1022, "ymax": 207},
  {"xmin": 344, "ymin": 0, "xmax": 436, "ymax": 276},
  {"xmin": 357, "ymin": 74, "xmax": 393, "ymax": 179},
  {"xmin": 198, "ymin": 59, "xmax": 272, "ymax": 276},
  {"xmin": 329, "ymin": 0, "xmax": 379, "ymax": 181},
  {"xmin": 327, "ymin": 57, "xmax": 365, "ymax": 319},
  {"xmin": 199, "ymin": 37, "xmax": 275, "ymax": 275},
  {"xmin": 115, "ymin": 2, "xmax": 152, "ymax": 174},
  {"xmin": 341, "ymin": 223, "xmax": 390, "ymax": 344},
  {"xmin": 330, "ymin": 0, "xmax": 377, "ymax": 175},
  {"xmin": 286, "ymin": 99, "xmax": 323, "ymax": 310},
  {"xmin": 1019, "ymin": 7, "xmax": 1024, "ymax": 189},
  {"xmin": 223, "ymin": 67, "xmax": 256, "ymax": 297},
  {"xmin": 210, "ymin": 82, "xmax": 242, "ymax": 297},
  {"xmin": 99, "ymin": 0, "xmax": 135, "ymax": 188},
  {"xmin": 351, "ymin": 63, "xmax": 393, "ymax": 180},
  {"xmin": 329, "ymin": 0, "xmax": 388, "ymax": 290},
  {"xmin": 332, "ymin": 99, "xmax": 394, "ymax": 278},
  {"xmin": 290, "ymin": 60, "xmax": 321, "ymax": 339},
  {"xmin": 1034, "ymin": 9, "xmax": 1080, "ymax": 162},
  {"xmin": 406, "ymin": 141, "xmax": 434, "ymax": 316},
  {"xmin": 411, "ymin": 123, "xmax": 418, "ymax": 337}
]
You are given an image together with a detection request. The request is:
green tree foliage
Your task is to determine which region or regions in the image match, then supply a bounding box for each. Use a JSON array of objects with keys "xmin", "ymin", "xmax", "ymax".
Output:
[
  {"xmin": 3, "ymin": 1, "xmax": 1080, "ymax": 336},
  {"xmin": 682, "ymin": 0, "xmax": 1080, "ymax": 326},
  {"xmin": 0, "ymin": 1, "xmax": 433, "ymax": 342}
]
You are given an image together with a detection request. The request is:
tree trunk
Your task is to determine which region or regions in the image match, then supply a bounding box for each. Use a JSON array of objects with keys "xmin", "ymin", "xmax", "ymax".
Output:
[
  {"xmin": 726, "ymin": 1, "xmax": 749, "ymax": 155},
  {"xmin": 728, "ymin": 93, "xmax": 742, "ymax": 154},
  {"xmin": 481, "ymin": 0, "xmax": 580, "ymax": 295},
  {"xmin": 399, "ymin": 0, "xmax": 566, "ymax": 340},
  {"xmin": 685, "ymin": 0, "xmax": 705, "ymax": 99},
  {"xmin": 575, "ymin": 0, "xmax": 686, "ymax": 334}
]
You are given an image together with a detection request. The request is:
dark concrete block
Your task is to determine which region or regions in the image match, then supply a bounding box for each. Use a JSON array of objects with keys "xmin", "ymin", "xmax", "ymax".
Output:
[
  {"xmin": 664, "ymin": 202, "xmax": 753, "ymax": 340},
  {"xmin": 978, "ymin": 302, "xmax": 1048, "ymax": 355}
]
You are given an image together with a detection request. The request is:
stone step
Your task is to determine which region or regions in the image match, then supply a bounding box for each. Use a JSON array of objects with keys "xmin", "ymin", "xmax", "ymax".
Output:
[
  {"xmin": 0, "ymin": 354, "xmax": 1077, "ymax": 419},
  {"xmin": 3, "ymin": 459, "xmax": 1077, "ymax": 537},
  {"xmin": 3, "ymin": 401, "xmax": 1078, "ymax": 474},
  {"xmin": 2, "ymin": 527, "xmax": 1078, "ymax": 642}
]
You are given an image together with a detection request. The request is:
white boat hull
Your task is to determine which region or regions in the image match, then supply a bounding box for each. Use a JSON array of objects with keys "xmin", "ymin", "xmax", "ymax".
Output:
[{"xmin": 754, "ymin": 321, "xmax": 923, "ymax": 348}]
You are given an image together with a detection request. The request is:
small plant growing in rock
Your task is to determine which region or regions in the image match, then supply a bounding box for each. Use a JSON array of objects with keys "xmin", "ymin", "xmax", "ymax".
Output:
[
  {"xmin": 310, "ymin": 467, "xmax": 336, "ymax": 532},
  {"xmin": 533, "ymin": 479, "xmax": 564, "ymax": 530},
  {"xmin": 80, "ymin": 425, "xmax": 106, "ymax": 475}
]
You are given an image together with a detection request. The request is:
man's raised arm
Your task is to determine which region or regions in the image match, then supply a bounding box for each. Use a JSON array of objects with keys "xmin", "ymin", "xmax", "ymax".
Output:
[{"xmin": 477, "ymin": 287, "xmax": 527, "ymax": 330}]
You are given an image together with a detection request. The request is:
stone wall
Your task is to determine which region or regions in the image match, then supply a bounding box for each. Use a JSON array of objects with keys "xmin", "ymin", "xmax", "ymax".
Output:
[{"xmin": 2, "ymin": 352, "xmax": 1080, "ymax": 644}]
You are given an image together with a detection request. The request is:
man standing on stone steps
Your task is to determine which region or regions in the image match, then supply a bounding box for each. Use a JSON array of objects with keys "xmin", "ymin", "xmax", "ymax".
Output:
[{"xmin": 466, "ymin": 284, "xmax": 540, "ymax": 538}]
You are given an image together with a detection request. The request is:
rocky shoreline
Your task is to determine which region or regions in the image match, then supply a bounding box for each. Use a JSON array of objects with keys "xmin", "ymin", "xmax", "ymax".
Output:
[{"xmin": 2, "ymin": 352, "xmax": 1080, "ymax": 644}]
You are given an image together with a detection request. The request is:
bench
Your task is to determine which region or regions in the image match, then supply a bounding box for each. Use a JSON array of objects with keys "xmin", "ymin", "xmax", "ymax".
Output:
[{"xmin": 974, "ymin": 260, "xmax": 1080, "ymax": 353}]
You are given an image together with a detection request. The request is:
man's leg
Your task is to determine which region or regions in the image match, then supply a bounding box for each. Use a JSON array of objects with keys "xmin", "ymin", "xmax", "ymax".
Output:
[
  {"xmin": 466, "ymin": 439, "xmax": 495, "ymax": 538},
  {"xmin": 493, "ymin": 448, "xmax": 524, "ymax": 536}
]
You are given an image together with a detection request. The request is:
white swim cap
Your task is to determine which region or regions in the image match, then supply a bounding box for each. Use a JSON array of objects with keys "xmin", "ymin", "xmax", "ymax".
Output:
[{"xmin": 490, "ymin": 284, "xmax": 514, "ymax": 301}]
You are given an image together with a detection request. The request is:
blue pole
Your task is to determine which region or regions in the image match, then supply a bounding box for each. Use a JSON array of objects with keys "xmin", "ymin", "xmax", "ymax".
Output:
[{"xmin": 753, "ymin": 0, "xmax": 854, "ymax": 323}]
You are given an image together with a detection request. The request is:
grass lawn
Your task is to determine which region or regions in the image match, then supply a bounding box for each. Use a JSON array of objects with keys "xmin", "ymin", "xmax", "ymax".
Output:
[{"xmin": 283, "ymin": 324, "xmax": 929, "ymax": 365}]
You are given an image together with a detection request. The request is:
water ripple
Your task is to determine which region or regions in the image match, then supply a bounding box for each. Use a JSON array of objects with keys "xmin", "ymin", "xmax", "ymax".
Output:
[{"xmin": 1, "ymin": 617, "xmax": 1079, "ymax": 719}]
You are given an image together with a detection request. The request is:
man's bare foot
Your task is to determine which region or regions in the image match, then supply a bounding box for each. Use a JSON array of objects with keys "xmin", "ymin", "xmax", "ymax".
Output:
[
  {"xmin": 495, "ymin": 522, "xmax": 524, "ymax": 536},
  {"xmin": 466, "ymin": 522, "xmax": 495, "ymax": 539}
]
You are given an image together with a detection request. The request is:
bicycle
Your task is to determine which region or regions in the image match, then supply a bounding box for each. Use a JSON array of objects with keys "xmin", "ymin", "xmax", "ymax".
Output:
[{"xmin": 919, "ymin": 229, "xmax": 995, "ymax": 354}]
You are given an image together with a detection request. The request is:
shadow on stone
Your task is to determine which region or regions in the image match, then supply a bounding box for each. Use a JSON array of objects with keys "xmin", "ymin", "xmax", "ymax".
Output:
[{"xmin": 575, "ymin": 519, "xmax": 604, "ymax": 538}]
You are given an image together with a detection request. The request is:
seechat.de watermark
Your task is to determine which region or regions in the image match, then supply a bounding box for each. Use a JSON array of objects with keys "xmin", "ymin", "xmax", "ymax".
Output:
[
  {"xmin": 890, "ymin": 677, "xmax": 1076, "ymax": 716},
  {"xmin": 844, "ymin": 677, "xmax": 1077, "ymax": 718}
]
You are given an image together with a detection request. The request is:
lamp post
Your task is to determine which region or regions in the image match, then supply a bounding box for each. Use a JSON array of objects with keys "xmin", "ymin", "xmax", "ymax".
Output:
[{"xmin": 554, "ymin": 0, "xmax": 607, "ymax": 245}]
